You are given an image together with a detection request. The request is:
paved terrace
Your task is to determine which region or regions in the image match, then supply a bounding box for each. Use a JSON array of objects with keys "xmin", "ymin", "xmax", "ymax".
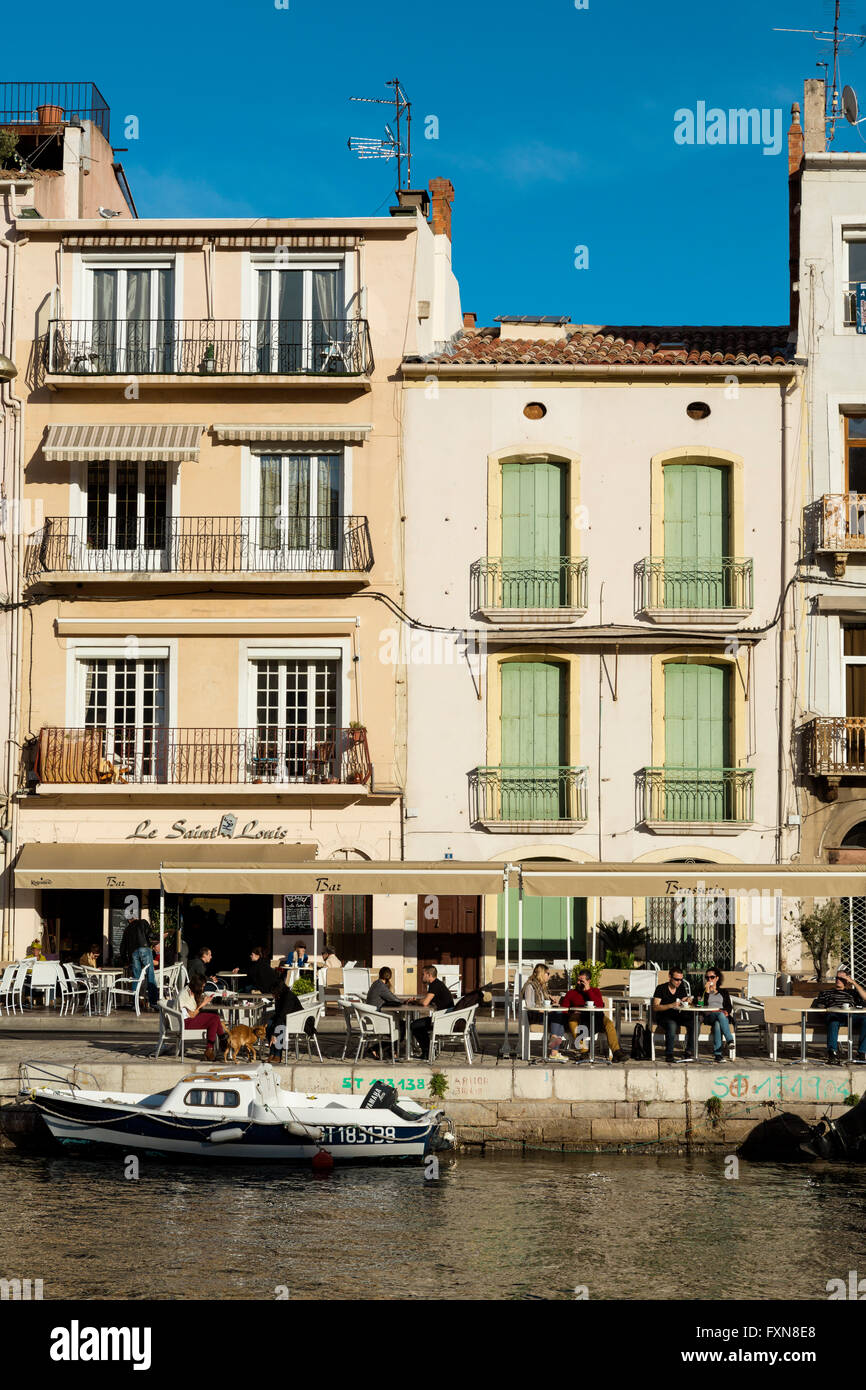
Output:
[{"xmin": 0, "ymin": 1012, "xmax": 859, "ymax": 1151}]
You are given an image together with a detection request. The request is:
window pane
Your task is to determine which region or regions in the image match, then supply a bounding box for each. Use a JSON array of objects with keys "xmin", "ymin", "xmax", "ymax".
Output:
[
  {"xmin": 844, "ymin": 627, "xmax": 866, "ymax": 657},
  {"xmin": 143, "ymin": 464, "xmax": 168, "ymax": 549},
  {"xmin": 116, "ymin": 464, "xmax": 138, "ymax": 549},
  {"xmin": 847, "ymin": 416, "xmax": 866, "ymax": 440},
  {"xmin": 849, "ymin": 243, "xmax": 866, "ymax": 282},
  {"xmin": 86, "ymin": 462, "xmax": 109, "ymax": 549}
]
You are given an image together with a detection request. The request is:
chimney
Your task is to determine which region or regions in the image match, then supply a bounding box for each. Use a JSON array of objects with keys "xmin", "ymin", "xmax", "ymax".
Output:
[
  {"xmin": 788, "ymin": 101, "xmax": 804, "ymax": 332},
  {"xmin": 429, "ymin": 177, "xmax": 454, "ymax": 240},
  {"xmin": 803, "ymin": 78, "xmax": 826, "ymax": 154},
  {"xmin": 463, "ymin": 311, "xmax": 477, "ymax": 330}
]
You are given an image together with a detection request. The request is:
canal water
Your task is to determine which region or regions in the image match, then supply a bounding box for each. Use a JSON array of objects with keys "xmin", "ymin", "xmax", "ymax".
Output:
[{"xmin": 0, "ymin": 1147, "xmax": 864, "ymax": 1300}]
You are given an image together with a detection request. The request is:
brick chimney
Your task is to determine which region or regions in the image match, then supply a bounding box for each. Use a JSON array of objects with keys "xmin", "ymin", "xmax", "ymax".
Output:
[
  {"xmin": 429, "ymin": 178, "xmax": 454, "ymax": 240},
  {"xmin": 463, "ymin": 311, "xmax": 477, "ymax": 330},
  {"xmin": 788, "ymin": 101, "xmax": 804, "ymax": 332}
]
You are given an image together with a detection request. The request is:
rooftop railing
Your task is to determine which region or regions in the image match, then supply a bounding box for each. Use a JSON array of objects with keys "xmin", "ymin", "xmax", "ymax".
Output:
[{"xmin": 0, "ymin": 83, "xmax": 110, "ymax": 140}]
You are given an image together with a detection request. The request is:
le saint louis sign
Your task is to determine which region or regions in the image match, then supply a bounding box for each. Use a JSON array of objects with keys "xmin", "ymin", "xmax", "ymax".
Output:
[{"xmin": 126, "ymin": 814, "xmax": 293, "ymax": 841}]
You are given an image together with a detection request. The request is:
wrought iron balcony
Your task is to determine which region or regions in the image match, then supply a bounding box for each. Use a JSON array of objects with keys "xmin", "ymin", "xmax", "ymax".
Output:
[
  {"xmin": 814, "ymin": 495, "xmax": 866, "ymax": 553},
  {"xmin": 34, "ymin": 726, "xmax": 371, "ymax": 787},
  {"xmin": 25, "ymin": 516, "xmax": 373, "ymax": 580},
  {"xmin": 636, "ymin": 767, "xmax": 754, "ymax": 825},
  {"xmin": 0, "ymin": 82, "xmax": 110, "ymax": 139},
  {"xmin": 804, "ymin": 717, "xmax": 866, "ymax": 777},
  {"xmin": 469, "ymin": 765, "xmax": 588, "ymax": 829},
  {"xmin": 45, "ymin": 318, "xmax": 374, "ymax": 377},
  {"xmin": 635, "ymin": 557, "xmax": 753, "ymax": 613},
  {"xmin": 471, "ymin": 557, "xmax": 588, "ymax": 614}
]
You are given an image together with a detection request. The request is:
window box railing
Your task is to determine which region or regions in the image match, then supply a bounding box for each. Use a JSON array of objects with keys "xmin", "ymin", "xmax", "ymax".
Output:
[
  {"xmin": 814, "ymin": 495, "xmax": 866, "ymax": 552},
  {"xmin": 25, "ymin": 515, "xmax": 373, "ymax": 580},
  {"xmin": 45, "ymin": 318, "xmax": 374, "ymax": 377},
  {"xmin": 804, "ymin": 717, "xmax": 866, "ymax": 777},
  {"xmin": 470, "ymin": 556, "xmax": 588, "ymax": 612},
  {"xmin": 636, "ymin": 767, "xmax": 754, "ymax": 825},
  {"xmin": 33, "ymin": 726, "xmax": 371, "ymax": 787},
  {"xmin": 635, "ymin": 557, "xmax": 753, "ymax": 612},
  {"xmin": 469, "ymin": 765, "xmax": 588, "ymax": 826}
]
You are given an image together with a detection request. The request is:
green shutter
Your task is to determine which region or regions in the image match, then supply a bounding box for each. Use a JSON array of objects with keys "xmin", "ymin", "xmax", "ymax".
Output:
[
  {"xmin": 500, "ymin": 662, "xmax": 566, "ymax": 820},
  {"xmin": 664, "ymin": 663, "xmax": 730, "ymax": 820},
  {"xmin": 497, "ymin": 888, "xmax": 586, "ymax": 958},
  {"xmin": 663, "ymin": 464, "xmax": 729, "ymax": 608},
  {"xmin": 501, "ymin": 461, "xmax": 567, "ymax": 606}
]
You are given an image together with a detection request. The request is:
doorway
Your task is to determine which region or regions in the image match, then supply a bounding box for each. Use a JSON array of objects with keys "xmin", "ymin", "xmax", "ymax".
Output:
[{"xmin": 417, "ymin": 895, "xmax": 481, "ymax": 994}]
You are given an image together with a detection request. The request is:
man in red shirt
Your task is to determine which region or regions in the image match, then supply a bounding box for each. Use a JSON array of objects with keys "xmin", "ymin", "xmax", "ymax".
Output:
[{"xmin": 561, "ymin": 969, "xmax": 626, "ymax": 1063}]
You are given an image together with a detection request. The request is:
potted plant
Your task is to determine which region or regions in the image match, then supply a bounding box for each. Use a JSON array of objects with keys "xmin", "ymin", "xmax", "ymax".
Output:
[
  {"xmin": 200, "ymin": 342, "xmax": 216, "ymax": 374},
  {"xmin": 597, "ymin": 919, "xmax": 646, "ymax": 970},
  {"xmin": 785, "ymin": 899, "xmax": 847, "ymax": 981},
  {"xmin": 291, "ymin": 975, "xmax": 315, "ymax": 996},
  {"xmin": 348, "ymin": 722, "xmax": 366, "ymax": 745}
]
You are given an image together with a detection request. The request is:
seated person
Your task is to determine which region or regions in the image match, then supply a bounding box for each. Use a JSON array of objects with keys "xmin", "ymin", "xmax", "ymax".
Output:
[
  {"xmin": 366, "ymin": 965, "xmax": 402, "ymax": 1009},
  {"xmin": 267, "ymin": 978, "xmax": 315, "ymax": 1059},
  {"xmin": 286, "ymin": 940, "xmax": 310, "ymax": 967},
  {"xmin": 700, "ymin": 968, "xmax": 735, "ymax": 1062},
  {"xmin": 188, "ymin": 946, "xmax": 219, "ymax": 989},
  {"xmin": 178, "ymin": 979, "xmax": 228, "ymax": 1061},
  {"xmin": 409, "ymin": 965, "xmax": 455, "ymax": 1059},
  {"xmin": 79, "ymin": 945, "xmax": 100, "ymax": 968},
  {"xmin": 320, "ymin": 945, "xmax": 343, "ymax": 970},
  {"xmin": 652, "ymin": 968, "xmax": 692, "ymax": 1063},
  {"xmin": 520, "ymin": 963, "xmax": 568, "ymax": 1062},
  {"xmin": 560, "ymin": 969, "xmax": 626, "ymax": 1062},
  {"xmin": 233, "ymin": 946, "xmax": 276, "ymax": 995},
  {"xmin": 813, "ymin": 970, "xmax": 866, "ymax": 1063}
]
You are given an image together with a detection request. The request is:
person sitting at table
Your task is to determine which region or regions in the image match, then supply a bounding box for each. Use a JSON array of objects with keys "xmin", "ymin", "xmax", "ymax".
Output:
[
  {"xmin": 79, "ymin": 945, "xmax": 100, "ymax": 968},
  {"xmin": 812, "ymin": 969, "xmax": 866, "ymax": 1063},
  {"xmin": 561, "ymin": 969, "xmax": 626, "ymax": 1063},
  {"xmin": 286, "ymin": 940, "xmax": 310, "ymax": 968},
  {"xmin": 701, "ymin": 967, "xmax": 735, "ymax": 1062},
  {"xmin": 407, "ymin": 965, "xmax": 455, "ymax": 1059},
  {"xmin": 267, "ymin": 977, "xmax": 315, "ymax": 1061},
  {"xmin": 233, "ymin": 946, "xmax": 276, "ymax": 995},
  {"xmin": 178, "ymin": 979, "xmax": 228, "ymax": 1061},
  {"xmin": 189, "ymin": 946, "xmax": 219, "ymax": 989},
  {"xmin": 367, "ymin": 965, "xmax": 402, "ymax": 1010},
  {"xmin": 320, "ymin": 945, "xmax": 343, "ymax": 970},
  {"xmin": 652, "ymin": 967, "xmax": 692, "ymax": 1063},
  {"xmin": 519, "ymin": 963, "xmax": 568, "ymax": 1063}
]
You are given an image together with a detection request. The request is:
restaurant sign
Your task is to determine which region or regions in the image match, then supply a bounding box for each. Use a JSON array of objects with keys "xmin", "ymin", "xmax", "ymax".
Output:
[{"xmin": 126, "ymin": 815, "xmax": 292, "ymax": 841}]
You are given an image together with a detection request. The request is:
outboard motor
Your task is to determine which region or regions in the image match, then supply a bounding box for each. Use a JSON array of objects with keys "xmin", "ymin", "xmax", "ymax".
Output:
[{"xmin": 360, "ymin": 1081, "xmax": 427, "ymax": 1123}]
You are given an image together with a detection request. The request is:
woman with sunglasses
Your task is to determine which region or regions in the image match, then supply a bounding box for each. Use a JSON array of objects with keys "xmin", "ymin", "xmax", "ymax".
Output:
[{"xmin": 702, "ymin": 968, "xmax": 734, "ymax": 1062}]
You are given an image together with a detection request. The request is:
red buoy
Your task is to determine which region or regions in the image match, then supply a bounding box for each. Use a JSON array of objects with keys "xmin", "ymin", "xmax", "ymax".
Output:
[{"xmin": 312, "ymin": 1149, "xmax": 334, "ymax": 1173}]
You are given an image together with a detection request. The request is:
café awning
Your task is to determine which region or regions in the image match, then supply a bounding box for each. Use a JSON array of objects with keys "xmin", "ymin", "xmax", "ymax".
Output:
[
  {"xmin": 519, "ymin": 862, "xmax": 866, "ymax": 897},
  {"xmin": 158, "ymin": 860, "xmax": 509, "ymax": 896},
  {"xmin": 14, "ymin": 842, "xmax": 317, "ymax": 891}
]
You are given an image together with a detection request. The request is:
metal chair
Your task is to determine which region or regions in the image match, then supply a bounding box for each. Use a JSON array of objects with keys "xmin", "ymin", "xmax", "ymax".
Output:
[{"xmin": 429, "ymin": 1005, "xmax": 478, "ymax": 1065}]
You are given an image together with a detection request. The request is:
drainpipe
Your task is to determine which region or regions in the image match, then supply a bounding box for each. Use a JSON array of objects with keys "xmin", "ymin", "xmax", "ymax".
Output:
[{"xmin": 776, "ymin": 377, "xmax": 796, "ymax": 976}]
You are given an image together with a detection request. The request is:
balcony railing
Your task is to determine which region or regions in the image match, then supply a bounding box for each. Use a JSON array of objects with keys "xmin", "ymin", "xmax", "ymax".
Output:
[
  {"xmin": 814, "ymin": 495, "xmax": 866, "ymax": 552},
  {"xmin": 25, "ymin": 516, "xmax": 373, "ymax": 580},
  {"xmin": 804, "ymin": 717, "xmax": 866, "ymax": 776},
  {"xmin": 34, "ymin": 726, "xmax": 372, "ymax": 787},
  {"xmin": 844, "ymin": 283, "xmax": 861, "ymax": 328},
  {"xmin": 45, "ymin": 318, "xmax": 374, "ymax": 377},
  {"xmin": 470, "ymin": 557, "xmax": 588, "ymax": 612},
  {"xmin": 0, "ymin": 82, "xmax": 110, "ymax": 140},
  {"xmin": 636, "ymin": 767, "xmax": 754, "ymax": 824},
  {"xmin": 469, "ymin": 765, "xmax": 589, "ymax": 825},
  {"xmin": 635, "ymin": 558, "xmax": 753, "ymax": 612}
]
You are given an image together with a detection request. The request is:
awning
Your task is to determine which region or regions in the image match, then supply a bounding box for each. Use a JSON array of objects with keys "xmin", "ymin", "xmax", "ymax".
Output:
[
  {"xmin": 212, "ymin": 423, "xmax": 373, "ymax": 447},
  {"xmin": 14, "ymin": 843, "xmax": 317, "ymax": 891},
  {"xmin": 520, "ymin": 862, "xmax": 866, "ymax": 896},
  {"xmin": 159, "ymin": 861, "xmax": 508, "ymax": 896},
  {"xmin": 43, "ymin": 423, "xmax": 204, "ymax": 463}
]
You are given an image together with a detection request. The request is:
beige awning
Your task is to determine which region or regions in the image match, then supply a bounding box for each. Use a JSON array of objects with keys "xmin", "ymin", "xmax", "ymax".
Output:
[
  {"xmin": 212, "ymin": 423, "xmax": 373, "ymax": 447},
  {"xmin": 43, "ymin": 423, "xmax": 204, "ymax": 463},
  {"xmin": 14, "ymin": 842, "xmax": 317, "ymax": 891},
  {"xmin": 520, "ymin": 862, "xmax": 866, "ymax": 896},
  {"xmin": 159, "ymin": 861, "xmax": 508, "ymax": 896}
]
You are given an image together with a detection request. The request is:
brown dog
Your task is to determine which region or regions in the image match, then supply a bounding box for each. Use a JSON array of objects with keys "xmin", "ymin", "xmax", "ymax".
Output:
[{"xmin": 223, "ymin": 1023, "xmax": 267, "ymax": 1063}]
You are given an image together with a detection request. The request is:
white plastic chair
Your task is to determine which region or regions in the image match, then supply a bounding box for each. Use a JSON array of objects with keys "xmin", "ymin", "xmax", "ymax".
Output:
[
  {"xmin": 342, "ymin": 967, "xmax": 372, "ymax": 1000},
  {"xmin": 109, "ymin": 972, "xmax": 147, "ymax": 1016},
  {"xmin": 27, "ymin": 961, "xmax": 62, "ymax": 1008},
  {"xmin": 438, "ymin": 966, "xmax": 462, "ymax": 1000},
  {"xmin": 154, "ymin": 999, "xmax": 208, "ymax": 1059},
  {"xmin": 429, "ymin": 1004, "xmax": 478, "ymax": 1065},
  {"xmin": 60, "ymin": 964, "xmax": 90, "ymax": 1015},
  {"xmin": 342, "ymin": 1001, "xmax": 398, "ymax": 1063},
  {"xmin": 0, "ymin": 964, "xmax": 19, "ymax": 1015},
  {"xmin": 275, "ymin": 1003, "xmax": 324, "ymax": 1061}
]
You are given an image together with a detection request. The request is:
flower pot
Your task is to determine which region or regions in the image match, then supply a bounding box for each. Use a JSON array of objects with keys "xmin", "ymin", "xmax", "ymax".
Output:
[{"xmin": 36, "ymin": 105, "xmax": 64, "ymax": 126}]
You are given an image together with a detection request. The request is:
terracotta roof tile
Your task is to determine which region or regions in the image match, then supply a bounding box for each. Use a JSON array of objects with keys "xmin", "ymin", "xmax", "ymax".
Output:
[{"xmin": 419, "ymin": 324, "xmax": 791, "ymax": 368}]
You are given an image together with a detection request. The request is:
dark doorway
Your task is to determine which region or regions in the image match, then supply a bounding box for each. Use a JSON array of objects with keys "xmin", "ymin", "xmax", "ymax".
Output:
[
  {"xmin": 417, "ymin": 895, "xmax": 481, "ymax": 993},
  {"xmin": 324, "ymin": 895, "xmax": 373, "ymax": 966},
  {"xmin": 41, "ymin": 890, "xmax": 105, "ymax": 963},
  {"xmin": 181, "ymin": 895, "xmax": 274, "ymax": 973}
]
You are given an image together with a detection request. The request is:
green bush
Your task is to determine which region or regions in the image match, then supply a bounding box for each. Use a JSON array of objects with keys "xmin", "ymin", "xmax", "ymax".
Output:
[{"xmin": 292, "ymin": 975, "xmax": 315, "ymax": 995}]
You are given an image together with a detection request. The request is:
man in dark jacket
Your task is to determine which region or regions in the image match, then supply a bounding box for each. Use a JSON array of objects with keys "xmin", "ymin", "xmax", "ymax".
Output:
[
  {"xmin": 121, "ymin": 918, "xmax": 158, "ymax": 1009},
  {"xmin": 234, "ymin": 947, "xmax": 276, "ymax": 994}
]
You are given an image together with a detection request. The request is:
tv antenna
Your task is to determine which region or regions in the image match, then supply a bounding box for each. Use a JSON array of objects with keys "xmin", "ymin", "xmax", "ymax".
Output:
[
  {"xmin": 775, "ymin": 2, "xmax": 866, "ymax": 142},
  {"xmin": 348, "ymin": 78, "xmax": 412, "ymax": 192}
]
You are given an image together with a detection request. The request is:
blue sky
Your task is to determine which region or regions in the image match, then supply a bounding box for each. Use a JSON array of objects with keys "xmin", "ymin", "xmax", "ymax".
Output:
[{"xmin": 8, "ymin": 0, "xmax": 866, "ymax": 326}]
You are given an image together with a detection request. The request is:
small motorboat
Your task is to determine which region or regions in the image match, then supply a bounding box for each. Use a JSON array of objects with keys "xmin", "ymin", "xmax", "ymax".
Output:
[{"xmin": 22, "ymin": 1063, "xmax": 454, "ymax": 1163}]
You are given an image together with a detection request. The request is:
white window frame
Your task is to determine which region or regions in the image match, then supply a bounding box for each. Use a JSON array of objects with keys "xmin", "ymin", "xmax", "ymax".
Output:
[
  {"xmin": 835, "ymin": 223, "xmax": 866, "ymax": 335},
  {"xmin": 241, "ymin": 446, "xmax": 350, "ymax": 568},
  {"xmin": 68, "ymin": 254, "xmax": 182, "ymax": 373},
  {"xmin": 71, "ymin": 459, "xmax": 178, "ymax": 568},
  {"xmin": 242, "ymin": 252, "xmax": 354, "ymax": 374},
  {"xmin": 238, "ymin": 641, "xmax": 350, "ymax": 730},
  {"xmin": 65, "ymin": 640, "xmax": 177, "ymax": 728}
]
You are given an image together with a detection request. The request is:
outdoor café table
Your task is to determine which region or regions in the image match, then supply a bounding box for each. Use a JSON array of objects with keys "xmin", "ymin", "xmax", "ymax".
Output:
[
  {"xmin": 786, "ymin": 1006, "xmax": 866, "ymax": 1064},
  {"xmin": 82, "ymin": 965, "xmax": 123, "ymax": 1017},
  {"xmin": 202, "ymin": 993, "xmax": 269, "ymax": 1029},
  {"xmin": 670, "ymin": 1004, "xmax": 722, "ymax": 1060},
  {"xmin": 532, "ymin": 1003, "xmax": 615, "ymax": 1064},
  {"xmin": 385, "ymin": 1002, "xmax": 434, "ymax": 1062},
  {"xmin": 217, "ymin": 972, "xmax": 246, "ymax": 988}
]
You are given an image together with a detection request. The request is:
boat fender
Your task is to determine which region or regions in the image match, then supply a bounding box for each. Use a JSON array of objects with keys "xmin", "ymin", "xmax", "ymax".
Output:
[
  {"xmin": 209, "ymin": 1127, "xmax": 245, "ymax": 1144},
  {"xmin": 284, "ymin": 1121, "xmax": 323, "ymax": 1140}
]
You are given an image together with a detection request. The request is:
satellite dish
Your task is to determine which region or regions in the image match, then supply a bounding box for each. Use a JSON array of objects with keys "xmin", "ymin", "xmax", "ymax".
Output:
[{"xmin": 844, "ymin": 84, "xmax": 860, "ymax": 125}]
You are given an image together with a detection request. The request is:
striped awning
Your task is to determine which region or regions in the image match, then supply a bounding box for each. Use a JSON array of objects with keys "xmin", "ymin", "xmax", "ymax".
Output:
[
  {"xmin": 212, "ymin": 423, "xmax": 372, "ymax": 447},
  {"xmin": 43, "ymin": 423, "xmax": 205, "ymax": 463}
]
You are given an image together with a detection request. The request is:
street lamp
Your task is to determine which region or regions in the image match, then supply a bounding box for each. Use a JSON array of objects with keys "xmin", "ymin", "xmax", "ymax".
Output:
[{"xmin": 0, "ymin": 353, "xmax": 17, "ymax": 382}]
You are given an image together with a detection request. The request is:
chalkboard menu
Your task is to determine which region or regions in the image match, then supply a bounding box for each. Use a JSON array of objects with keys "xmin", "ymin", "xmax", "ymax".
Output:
[{"xmin": 283, "ymin": 895, "xmax": 312, "ymax": 936}]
